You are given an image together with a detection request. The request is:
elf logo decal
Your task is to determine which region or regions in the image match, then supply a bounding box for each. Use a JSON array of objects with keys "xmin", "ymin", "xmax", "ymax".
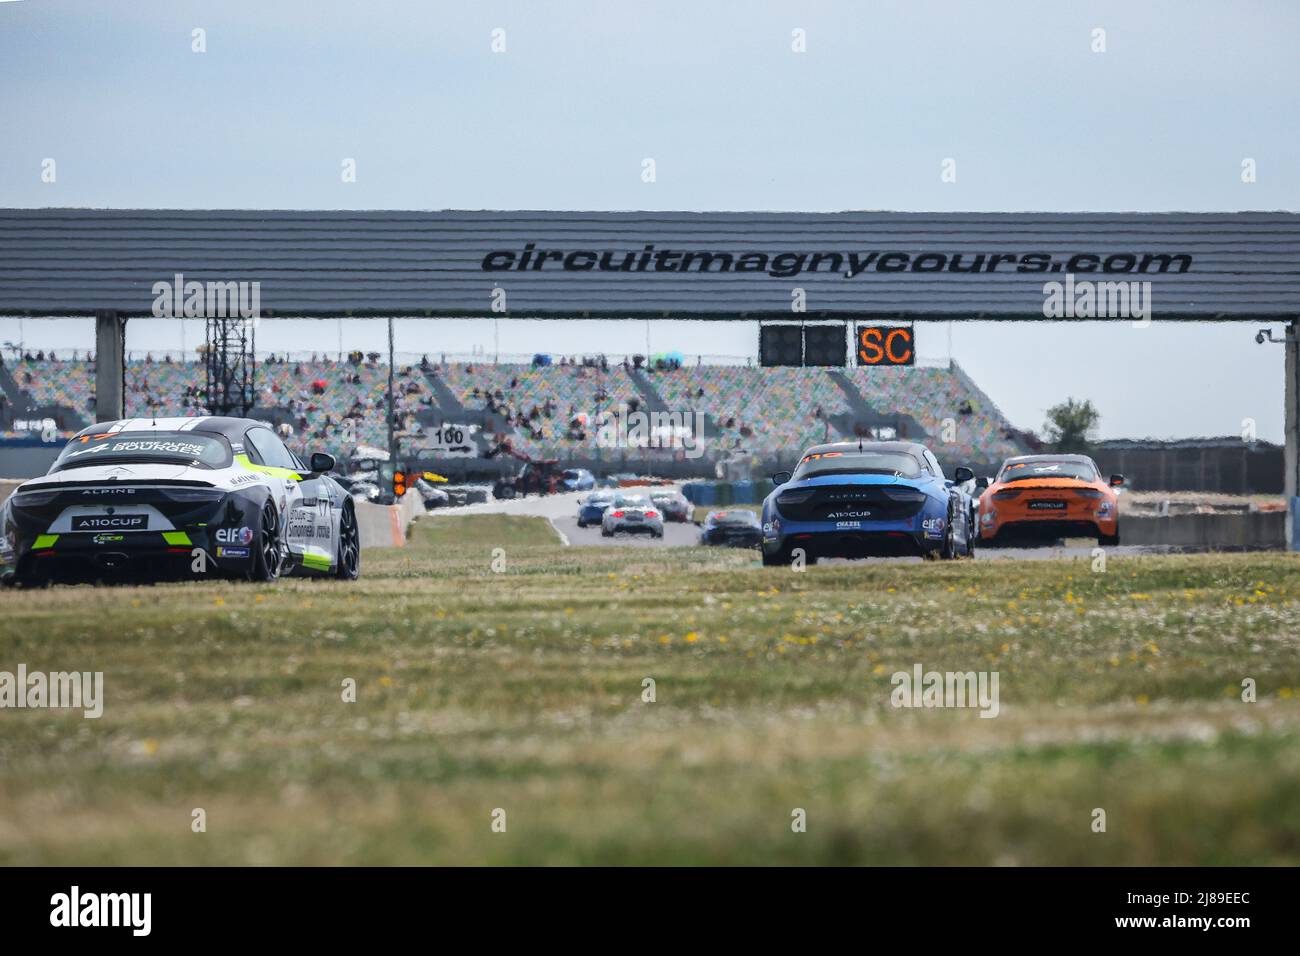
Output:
[
  {"xmin": 921, "ymin": 516, "xmax": 946, "ymax": 538},
  {"xmin": 71, "ymin": 514, "xmax": 147, "ymax": 531},
  {"xmin": 215, "ymin": 526, "xmax": 254, "ymax": 545}
]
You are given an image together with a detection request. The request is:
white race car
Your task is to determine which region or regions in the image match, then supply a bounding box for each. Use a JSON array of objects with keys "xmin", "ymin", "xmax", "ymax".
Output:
[
  {"xmin": 0, "ymin": 416, "xmax": 360, "ymax": 585},
  {"xmin": 600, "ymin": 493, "xmax": 664, "ymax": 538}
]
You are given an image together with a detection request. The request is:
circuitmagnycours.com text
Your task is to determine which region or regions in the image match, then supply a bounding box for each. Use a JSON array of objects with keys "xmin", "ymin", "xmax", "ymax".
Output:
[{"xmin": 481, "ymin": 246, "xmax": 1194, "ymax": 279}]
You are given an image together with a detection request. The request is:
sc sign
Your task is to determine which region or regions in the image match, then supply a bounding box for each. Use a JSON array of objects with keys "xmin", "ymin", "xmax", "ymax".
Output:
[{"xmin": 856, "ymin": 325, "xmax": 915, "ymax": 366}]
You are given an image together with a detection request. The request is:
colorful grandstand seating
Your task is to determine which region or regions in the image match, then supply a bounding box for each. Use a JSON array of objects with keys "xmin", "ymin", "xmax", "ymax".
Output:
[{"xmin": 4, "ymin": 357, "xmax": 1023, "ymax": 465}]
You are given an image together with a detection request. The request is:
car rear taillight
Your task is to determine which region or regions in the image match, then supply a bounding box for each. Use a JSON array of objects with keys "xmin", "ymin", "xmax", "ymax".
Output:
[
  {"xmin": 776, "ymin": 490, "xmax": 814, "ymax": 505},
  {"xmin": 992, "ymin": 489, "xmax": 1021, "ymax": 500},
  {"xmin": 611, "ymin": 510, "xmax": 625, "ymax": 518},
  {"xmin": 645, "ymin": 511, "xmax": 657, "ymax": 518}
]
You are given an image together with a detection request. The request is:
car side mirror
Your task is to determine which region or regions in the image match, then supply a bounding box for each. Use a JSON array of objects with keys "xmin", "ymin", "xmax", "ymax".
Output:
[
  {"xmin": 1108, "ymin": 474, "xmax": 1125, "ymax": 487},
  {"xmin": 771, "ymin": 471, "xmax": 791, "ymax": 485},
  {"xmin": 974, "ymin": 476, "xmax": 989, "ymax": 490},
  {"xmin": 953, "ymin": 466, "xmax": 975, "ymax": 484},
  {"xmin": 309, "ymin": 452, "xmax": 336, "ymax": 474}
]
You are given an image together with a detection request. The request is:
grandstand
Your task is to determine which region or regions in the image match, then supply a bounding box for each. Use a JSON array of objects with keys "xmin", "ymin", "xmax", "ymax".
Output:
[{"xmin": 0, "ymin": 354, "xmax": 1026, "ymax": 471}]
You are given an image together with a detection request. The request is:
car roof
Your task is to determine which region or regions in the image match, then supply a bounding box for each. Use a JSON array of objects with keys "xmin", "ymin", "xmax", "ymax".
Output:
[
  {"xmin": 1001, "ymin": 454, "xmax": 1098, "ymax": 466},
  {"xmin": 71, "ymin": 416, "xmax": 262, "ymax": 441},
  {"xmin": 801, "ymin": 440, "xmax": 928, "ymax": 458}
]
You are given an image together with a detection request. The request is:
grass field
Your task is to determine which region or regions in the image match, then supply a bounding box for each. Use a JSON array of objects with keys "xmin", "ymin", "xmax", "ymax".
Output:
[{"xmin": 2, "ymin": 513, "xmax": 1299, "ymax": 865}]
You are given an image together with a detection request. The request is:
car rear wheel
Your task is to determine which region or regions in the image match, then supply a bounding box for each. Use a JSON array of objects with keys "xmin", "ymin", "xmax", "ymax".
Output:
[
  {"xmin": 250, "ymin": 499, "xmax": 282, "ymax": 582},
  {"xmin": 335, "ymin": 502, "xmax": 360, "ymax": 580},
  {"xmin": 940, "ymin": 502, "xmax": 959, "ymax": 560},
  {"xmin": 1098, "ymin": 532, "xmax": 1120, "ymax": 547}
]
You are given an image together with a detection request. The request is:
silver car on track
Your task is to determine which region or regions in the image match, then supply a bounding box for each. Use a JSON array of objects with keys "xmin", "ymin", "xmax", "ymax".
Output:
[{"xmin": 600, "ymin": 493, "xmax": 664, "ymax": 538}]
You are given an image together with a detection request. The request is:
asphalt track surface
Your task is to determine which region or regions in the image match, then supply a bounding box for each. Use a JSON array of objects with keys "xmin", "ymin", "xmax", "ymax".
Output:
[{"xmin": 422, "ymin": 487, "xmax": 1169, "ymax": 561}]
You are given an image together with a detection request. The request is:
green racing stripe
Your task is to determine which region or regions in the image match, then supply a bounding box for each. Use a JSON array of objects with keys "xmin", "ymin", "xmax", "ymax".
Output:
[{"xmin": 301, "ymin": 551, "xmax": 332, "ymax": 572}]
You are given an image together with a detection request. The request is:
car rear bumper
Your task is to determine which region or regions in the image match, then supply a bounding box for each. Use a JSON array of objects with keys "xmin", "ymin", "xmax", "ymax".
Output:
[
  {"xmin": 766, "ymin": 529, "xmax": 934, "ymax": 559},
  {"xmin": 983, "ymin": 519, "xmax": 1112, "ymax": 542},
  {"xmin": 703, "ymin": 531, "xmax": 762, "ymax": 547},
  {"xmin": 6, "ymin": 530, "xmax": 252, "ymax": 584},
  {"xmin": 604, "ymin": 522, "xmax": 663, "ymax": 535}
]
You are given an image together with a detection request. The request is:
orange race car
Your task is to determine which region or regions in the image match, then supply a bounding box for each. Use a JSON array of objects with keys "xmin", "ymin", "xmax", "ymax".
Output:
[{"xmin": 977, "ymin": 454, "xmax": 1123, "ymax": 546}]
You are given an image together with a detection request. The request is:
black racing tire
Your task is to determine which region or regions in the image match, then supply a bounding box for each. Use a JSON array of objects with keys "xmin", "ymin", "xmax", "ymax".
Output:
[
  {"xmin": 250, "ymin": 498, "xmax": 283, "ymax": 582},
  {"xmin": 335, "ymin": 501, "xmax": 360, "ymax": 580},
  {"xmin": 601, "ymin": 528, "xmax": 612, "ymax": 538},
  {"xmin": 940, "ymin": 501, "xmax": 959, "ymax": 560},
  {"xmin": 762, "ymin": 549, "xmax": 789, "ymax": 567},
  {"xmin": 577, "ymin": 519, "xmax": 586, "ymax": 528},
  {"xmin": 1098, "ymin": 532, "xmax": 1121, "ymax": 547}
]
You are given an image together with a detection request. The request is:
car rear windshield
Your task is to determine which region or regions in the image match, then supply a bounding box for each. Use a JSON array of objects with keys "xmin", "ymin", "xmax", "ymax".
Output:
[
  {"xmin": 712, "ymin": 511, "xmax": 759, "ymax": 525},
  {"xmin": 999, "ymin": 460, "xmax": 1098, "ymax": 483},
  {"xmin": 792, "ymin": 450, "xmax": 922, "ymax": 480},
  {"xmin": 53, "ymin": 431, "xmax": 232, "ymax": 471},
  {"xmin": 613, "ymin": 495, "xmax": 649, "ymax": 508}
]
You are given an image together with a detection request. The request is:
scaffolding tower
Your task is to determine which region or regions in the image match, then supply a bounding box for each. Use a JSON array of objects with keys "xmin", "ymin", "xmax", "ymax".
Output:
[{"xmin": 203, "ymin": 316, "xmax": 256, "ymax": 417}]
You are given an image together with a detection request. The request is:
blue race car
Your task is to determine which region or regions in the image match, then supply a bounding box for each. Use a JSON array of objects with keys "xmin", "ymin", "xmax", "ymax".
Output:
[
  {"xmin": 576, "ymin": 491, "xmax": 615, "ymax": 528},
  {"xmin": 760, "ymin": 440, "xmax": 976, "ymax": 566},
  {"xmin": 561, "ymin": 468, "xmax": 596, "ymax": 492}
]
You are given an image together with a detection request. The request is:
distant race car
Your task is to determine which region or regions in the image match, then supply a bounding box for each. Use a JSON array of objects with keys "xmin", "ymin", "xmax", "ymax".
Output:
[
  {"xmin": 760, "ymin": 440, "xmax": 976, "ymax": 566},
  {"xmin": 978, "ymin": 454, "xmax": 1123, "ymax": 546},
  {"xmin": 413, "ymin": 478, "xmax": 450, "ymax": 509},
  {"xmin": 650, "ymin": 491, "xmax": 691, "ymax": 523},
  {"xmin": 698, "ymin": 509, "xmax": 762, "ymax": 548},
  {"xmin": 560, "ymin": 468, "xmax": 596, "ymax": 492},
  {"xmin": 576, "ymin": 491, "xmax": 614, "ymax": 528},
  {"xmin": 600, "ymin": 493, "xmax": 664, "ymax": 538},
  {"xmin": 0, "ymin": 416, "xmax": 360, "ymax": 585}
]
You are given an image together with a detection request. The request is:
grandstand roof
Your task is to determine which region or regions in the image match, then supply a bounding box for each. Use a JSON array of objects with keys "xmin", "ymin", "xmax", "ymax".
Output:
[{"xmin": 2, "ymin": 209, "xmax": 1298, "ymax": 319}]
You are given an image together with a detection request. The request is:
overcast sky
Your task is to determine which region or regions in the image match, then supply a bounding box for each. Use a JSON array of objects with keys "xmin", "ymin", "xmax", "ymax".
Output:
[{"xmin": 2, "ymin": 1, "xmax": 1297, "ymax": 440}]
